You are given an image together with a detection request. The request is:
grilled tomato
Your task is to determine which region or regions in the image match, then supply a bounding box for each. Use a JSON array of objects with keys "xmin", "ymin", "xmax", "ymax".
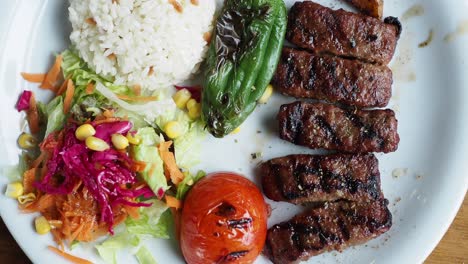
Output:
[{"xmin": 180, "ymin": 172, "xmax": 268, "ymax": 264}]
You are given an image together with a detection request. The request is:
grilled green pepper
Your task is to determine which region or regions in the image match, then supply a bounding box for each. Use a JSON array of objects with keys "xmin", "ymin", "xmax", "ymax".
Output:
[{"xmin": 202, "ymin": 0, "xmax": 287, "ymax": 138}]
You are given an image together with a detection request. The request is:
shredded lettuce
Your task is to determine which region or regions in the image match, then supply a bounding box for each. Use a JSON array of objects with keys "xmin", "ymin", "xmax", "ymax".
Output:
[
  {"xmin": 2, "ymin": 165, "xmax": 22, "ymax": 182},
  {"xmin": 176, "ymin": 170, "xmax": 206, "ymax": 200},
  {"xmin": 95, "ymin": 83, "xmax": 176, "ymax": 124},
  {"xmin": 62, "ymin": 49, "xmax": 119, "ymax": 90},
  {"xmin": 135, "ymin": 246, "xmax": 158, "ymax": 264},
  {"xmin": 70, "ymin": 95, "xmax": 112, "ymax": 123},
  {"xmin": 96, "ymin": 200, "xmax": 169, "ymax": 264},
  {"xmin": 44, "ymin": 96, "xmax": 66, "ymax": 136},
  {"xmin": 3, "ymin": 152, "xmax": 31, "ymax": 182},
  {"xmin": 174, "ymin": 120, "xmax": 206, "ymax": 170},
  {"xmin": 96, "ymin": 231, "xmax": 140, "ymax": 264},
  {"xmin": 153, "ymin": 108, "xmax": 189, "ymax": 133},
  {"xmin": 153, "ymin": 107, "xmax": 207, "ymax": 170},
  {"xmin": 70, "ymin": 240, "xmax": 80, "ymax": 251},
  {"xmin": 114, "ymin": 108, "xmax": 149, "ymax": 130},
  {"xmin": 132, "ymin": 128, "xmax": 168, "ymax": 196},
  {"xmin": 126, "ymin": 199, "xmax": 171, "ymax": 239}
]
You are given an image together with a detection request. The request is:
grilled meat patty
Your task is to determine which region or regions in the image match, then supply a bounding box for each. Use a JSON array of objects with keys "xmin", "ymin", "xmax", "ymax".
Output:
[
  {"xmin": 260, "ymin": 154, "xmax": 383, "ymax": 204},
  {"xmin": 286, "ymin": 1, "xmax": 401, "ymax": 65},
  {"xmin": 265, "ymin": 199, "xmax": 392, "ymax": 264},
  {"xmin": 273, "ymin": 47, "xmax": 393, "ymax": 108},
  {"xmin": 278, "ymin": 101, "xmax": 400, "ymax": 153}
]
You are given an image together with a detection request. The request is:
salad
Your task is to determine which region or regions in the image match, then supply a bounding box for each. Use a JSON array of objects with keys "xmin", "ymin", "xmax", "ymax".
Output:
[{"xmin": 9, "ymin": 49, "xmax": 206, "ymax": 263}]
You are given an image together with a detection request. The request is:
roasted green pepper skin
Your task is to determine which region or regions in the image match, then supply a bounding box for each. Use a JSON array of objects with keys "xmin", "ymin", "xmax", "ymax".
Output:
[{"xmin": 202, "ymin": 0, "xmax": 287, "ymax": 138}]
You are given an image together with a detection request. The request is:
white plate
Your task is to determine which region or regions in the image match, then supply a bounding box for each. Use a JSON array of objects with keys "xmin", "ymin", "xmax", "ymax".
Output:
[{"xmin": 1, "ymin": 0, "xmax": 467, "ymax": 263}]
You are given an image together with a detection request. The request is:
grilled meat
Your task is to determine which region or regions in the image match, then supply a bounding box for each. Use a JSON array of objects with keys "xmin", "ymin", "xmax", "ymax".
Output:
[
  {"xmin": 286, "ymin": 1, "xmax": 401, "ymax": 65},
  {"xmin": 265, "ymin": 199, "xmax": 392, "ymax": 264},
  {"xmin": 273, "ymin": 47, "xmax": 392, "ymax": 108},
  {"xmin": 260, "ymin": 154, "xmax": 383, "ymax": 204},
  {"xmin": 278, "ymin": 101, "xmax": 400, "ymax": 153},
  {"xmin": 345, "ymin": 0, "xmax": 384, "ymax": 19}
]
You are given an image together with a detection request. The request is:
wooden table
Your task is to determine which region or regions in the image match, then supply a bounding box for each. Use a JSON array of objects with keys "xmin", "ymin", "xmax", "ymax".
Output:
[{"xmin": 0, "ymin": 196, "xmax": 467, "ymax": 263}]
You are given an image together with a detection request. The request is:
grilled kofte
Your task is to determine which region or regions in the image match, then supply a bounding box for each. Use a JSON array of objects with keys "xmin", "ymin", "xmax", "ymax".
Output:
[
  {"xmin": 273, "ymin": 47, "xmax": 393, "ymax": 108},
  {"xmin": 264, "ymin": 199, "xmax": 392, "ymax": 264},
  {"xmin": 286, "ymin": 1, "xmax": 401, "ymax": 65},
  {"xmin": 278, "ymin": 102, "xmax": 400, "ymax": 153},
  {"xmin": 260, "ymin": 154, "xmax": 383, "ymax": 204}
]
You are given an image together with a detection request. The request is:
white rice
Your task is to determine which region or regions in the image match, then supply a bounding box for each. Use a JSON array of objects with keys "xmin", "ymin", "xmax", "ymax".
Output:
[{"xmin": 69, "ymin": 0, "xmax": 216, "ymax": 91}]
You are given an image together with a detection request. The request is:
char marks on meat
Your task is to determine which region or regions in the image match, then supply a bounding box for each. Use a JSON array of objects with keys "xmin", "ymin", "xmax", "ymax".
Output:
[
  {"xmin": 273, "ymin": 47, "xmax": 393, "ymax": 108},
  {"xmin": 260, "ymin": 154, "xmax": 383, "ymax": 204},
  {"xmin": 264, "ymin": 199, "xmax": 392, "ymax": 264},
  {"xmin": 286, "ymin": 1, "xmax": 401, "ymax": 65},
  {"xmin": 278, "ymin": 101, "xmax": 400, "ymax": 153}
]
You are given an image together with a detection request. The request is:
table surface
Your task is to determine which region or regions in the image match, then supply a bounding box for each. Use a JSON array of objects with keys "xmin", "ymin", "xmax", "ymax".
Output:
[{"xmin": 0, "ymin": 195, "xmax": 466, "ymax": 264}]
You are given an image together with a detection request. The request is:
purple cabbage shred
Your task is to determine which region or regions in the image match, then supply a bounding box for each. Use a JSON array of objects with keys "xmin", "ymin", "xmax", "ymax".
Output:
[
  {"xmin": 34, "ymin": 122, "xmax": 152, "ymax": 234},
  {"xmin": 16, "ymin": 90, "xmax": 32, "ymax": 112}
]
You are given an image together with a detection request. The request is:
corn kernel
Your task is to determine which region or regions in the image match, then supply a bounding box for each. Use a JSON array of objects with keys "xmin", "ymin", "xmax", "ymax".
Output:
[
  {"xmin": 258, "ymin": 84, "xmax": 274, "ymax": 104},
  {"xmin": 186, "ymin": 98, "xmax": 197, "ymax": 111},
  {"xmin": 18, "ymin": 193, "xmax": 36, "ymax": 204},
  {"xmin": 231, "ymin": 126, "xmax": 241, "ymax": 134},
  {"xmin": 17, "ymin": 133, "xmax": 37, "ymax": 149},
  {"xmin": 5, "ymin": 182, "xmax": 24, "ymax": 198},
  {"xmin": 111, "ymin": 134, "xmax": 129, "ymax": 150},
  {"xmin": 126, "ymin": 133, "xmax": 141, "ymax": 145},
  {"xmin": 75, "ymin": 124, "xmax": 96, "ymax": 141},
  {"xmin": 85, "ymin": 136, "xmax": 110, "ymax": 151},
  {"xmin": 173, "ymin": 89, "xmax": 192, "ymax": 109},
  {"xmin": 187, "ymin": 101, "xmax": 201, "ymax": 120},
  {"xmin": 35, "ymin": 216, "xmax": 51, "ymax": 235},
  {"xmin": 164, "ymin": 121, "xmax": 184, "ymax": 139}
]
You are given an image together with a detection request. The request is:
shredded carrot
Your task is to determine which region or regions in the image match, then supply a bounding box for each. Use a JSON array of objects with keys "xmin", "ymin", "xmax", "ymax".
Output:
[
  {"xmin": 124, "ymin": 204, "xmax": 140, "ymax": 220},
  {"xmin": 41, "ymin": 55, "xmax": 63, "ymax": 90},
  {"xmin": 158, "ymin": 141, "xmax": 184, "ymax": 185},
  {"xmin": 22, "ymin": 194, "xmax": 55, "ymax": 213},
  {"xmin": 165, "ymin": 195, "xmax": 182, "ymax": 210},
  {"xmin": 85, "ymin": 83, "xmax": 95, "ymax": 94},
  {"xmin": 63, "ymin": 79, "xmax": 75, "ymax": 114},
  {"xmin": 23, "ymin": 168, "xmax": 37, "ymax": 194},
  {"xmin": 116, "ymin": 94, "xmax": 158, "ymax": 102},
  {"xmin": 131, "ymin": 160, "xmax": 148, "ymax": 173},
  {"xmin": 30, "ymin": 152, "xmax": 46, "ymax": 168},
  {"xmin": 93, "ymin": 117, "xmax": 121, "ymax": 126},
  {"xmin": 68, "ymin": 224, "xmax": 85, "ymax": 245},
  {"xmin": 27, "ymin": 93, "xmax": 40, "ymax": 134},
  {"xmin": 102, "ymin": 109, "xmax": 114, "ymax": 118},
  {"xmin": 40, "ymin": 131, "xmax": 62, "ymax": 152},
  {"xmin": 56, "ymin": 79, "xmax": 69, "ymax": 96},
  {"xmin": 48, "ymin": 246, "xmax": 93, "ymax": 264},
  {"xmin": 21, "ymin": 73, "xmax": 46, "ymax": 83},
  {"xmin": 48, "ymin": 220, "xmax": 63, "ymax": 229}
]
